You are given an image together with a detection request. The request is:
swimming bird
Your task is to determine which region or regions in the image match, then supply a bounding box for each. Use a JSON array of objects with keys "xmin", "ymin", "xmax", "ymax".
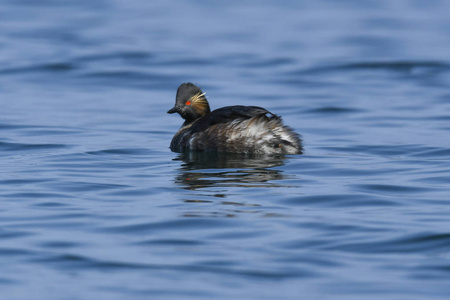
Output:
[{"xmin": 168, "ymin": 83, "xmax": 303, "ymax": 154}]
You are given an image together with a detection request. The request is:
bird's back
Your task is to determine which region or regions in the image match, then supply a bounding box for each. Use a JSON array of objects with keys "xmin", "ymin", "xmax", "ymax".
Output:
[{"xmin": 170, "ymin": 106, "xmax": 303, "ymax": 154}]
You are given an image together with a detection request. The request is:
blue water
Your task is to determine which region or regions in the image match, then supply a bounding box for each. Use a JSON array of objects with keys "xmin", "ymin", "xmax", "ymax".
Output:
[{"xmin": 2, "ymin": 1, "xmax": 450, "ymax": 299}]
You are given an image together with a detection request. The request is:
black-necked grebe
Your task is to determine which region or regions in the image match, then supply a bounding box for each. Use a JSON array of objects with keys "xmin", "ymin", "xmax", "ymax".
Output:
[{"xmin": 168, "ymin": 83, "xmax": 303, "ymax": 154}]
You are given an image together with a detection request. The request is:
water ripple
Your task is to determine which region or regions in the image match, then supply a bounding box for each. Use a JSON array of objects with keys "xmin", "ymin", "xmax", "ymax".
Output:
[
  {"xmin": 294, "ymin": 61, "xmax": 450, "ymax": 76},
  {"xmin": 0, "ymin": 141, "xmax": 67, "ymax": 151},
  {"xmin": 283, "ymin": 194, "xmax": 399, "ymax": 207},
  {"xmin": 326, "ymin": 232, "xmax": 450, "ymax": 254},
  {"xmin": 102, "ymin": 219, "xmax": 237, "ymax": 234},
  {"xmin": 353, "ymin": 183, "xmax": 433, "ymax": 194}
]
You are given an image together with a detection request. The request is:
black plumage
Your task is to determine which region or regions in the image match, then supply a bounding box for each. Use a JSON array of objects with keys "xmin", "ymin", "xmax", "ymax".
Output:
[{"xmin": 168, "ymin": 83, "xmax": 303, "ymax": 154}]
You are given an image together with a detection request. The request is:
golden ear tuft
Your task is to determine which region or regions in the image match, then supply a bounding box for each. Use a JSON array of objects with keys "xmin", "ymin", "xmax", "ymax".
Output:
[
  {"xmin": 188, "ymin": 92, "xmax": 209, "ymax": 115},
  {"xmin": 190, "ymin": 92, "xmax": 206, "ymax": 103}
]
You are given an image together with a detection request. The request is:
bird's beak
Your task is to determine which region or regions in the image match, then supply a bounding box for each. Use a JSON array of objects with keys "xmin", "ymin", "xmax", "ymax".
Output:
[{"xmin": 167, "ymin": 106, "xmax": 178, "ymax": 114}]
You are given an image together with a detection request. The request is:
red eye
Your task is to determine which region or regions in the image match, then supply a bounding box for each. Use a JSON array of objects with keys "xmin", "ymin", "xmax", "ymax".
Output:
[{"xmin": 186, "ymin": 101, "xmax": 191, "ymax": 105}]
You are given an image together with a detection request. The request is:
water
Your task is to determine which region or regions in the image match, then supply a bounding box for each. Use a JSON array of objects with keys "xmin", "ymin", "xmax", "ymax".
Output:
[{"xmin": 1, "ymin": 0, "xmax": 450, "ymax": 299}]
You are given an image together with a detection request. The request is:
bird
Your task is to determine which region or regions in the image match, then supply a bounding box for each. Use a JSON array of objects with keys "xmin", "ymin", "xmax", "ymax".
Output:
[{"xmin": 167, "ymin": 83, "xmax": 303, "ymax": 155}]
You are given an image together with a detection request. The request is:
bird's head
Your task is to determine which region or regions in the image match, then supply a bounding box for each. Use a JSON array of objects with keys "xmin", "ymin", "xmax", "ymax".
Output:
[{"xmin": 167, "ymin": 82, "xmax": 211, "ymax": 123}]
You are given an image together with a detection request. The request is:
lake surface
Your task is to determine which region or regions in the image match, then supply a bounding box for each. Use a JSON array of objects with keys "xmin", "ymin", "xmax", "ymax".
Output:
[{"xmin": 1, "ymin": 0, "xmax": 450, "ymax": 299}]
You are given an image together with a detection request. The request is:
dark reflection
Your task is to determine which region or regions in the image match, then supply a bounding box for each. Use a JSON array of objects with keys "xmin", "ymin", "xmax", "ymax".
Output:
[{"xmin": 173, "ymin": 152, "xmax": 291, "ymax": 190}]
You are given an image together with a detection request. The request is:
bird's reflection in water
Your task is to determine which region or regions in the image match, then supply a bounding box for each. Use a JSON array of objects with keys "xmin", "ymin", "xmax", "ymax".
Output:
[
  {"xmin": 172, "ymin": 152, "xmax": 299, "ymax": 218},
  {"xmin": 173, "ymin": 152, "xmax": 292, "ymax": 190}
]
